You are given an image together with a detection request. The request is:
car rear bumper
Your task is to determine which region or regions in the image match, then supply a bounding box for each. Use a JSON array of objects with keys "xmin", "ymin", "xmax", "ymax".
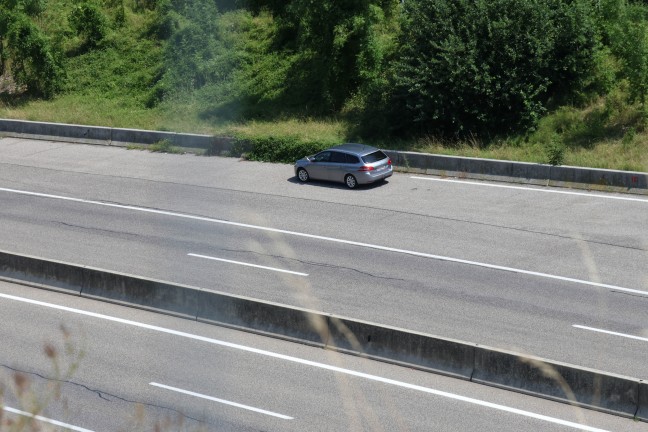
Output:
[{"xmin": 357, "ymin": 167, "xmax": 393, "ymax": 184}]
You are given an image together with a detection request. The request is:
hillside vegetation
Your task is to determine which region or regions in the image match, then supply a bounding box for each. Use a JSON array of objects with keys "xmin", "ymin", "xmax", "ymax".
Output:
[{"xmin": 0, "ymin": 0, "xmax": 647, "ymax": 171}]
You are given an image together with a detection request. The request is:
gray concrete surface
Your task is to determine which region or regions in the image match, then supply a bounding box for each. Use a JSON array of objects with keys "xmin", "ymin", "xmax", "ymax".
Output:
[
  {"xmin": 0, "ymin": 280, "xmax": 644, "ymax": 432},
  {"xmin": 639, "ymin": 381, "xmax": 648, "ymax": 422},
  {"xmin": 0, "ymin": 118, "xmax": 231, "ymax": 152},
  {"xmin": 0, "ymin": 249, "xmax": 644, "ymax": 419},
  {"xmin": 1, "ymin": 118, "xmax": 645, "ymax": 192},
  {"xmin": 0, "ymin": 138, "xmax": 646, "ymax": 381}
]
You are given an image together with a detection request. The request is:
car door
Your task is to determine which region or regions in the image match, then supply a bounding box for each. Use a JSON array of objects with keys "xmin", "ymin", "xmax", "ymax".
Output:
[
  {"xmin": 327, "ymin": 151, "xmax": 349, "ymax": 182},
  {"xmin": 308, "ymin": 151, "xmax": 331, "ymax": 180}
]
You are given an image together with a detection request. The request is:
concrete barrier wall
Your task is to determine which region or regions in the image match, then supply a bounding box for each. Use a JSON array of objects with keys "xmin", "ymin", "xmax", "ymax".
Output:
[
  {"xmin": 383, "ymin": 149, "xmax": 647, "ymax": 193},
  {"xmin": 1, "ymin": 119, "xmax": 645, "ymax": 192},
  {"xmin": 80, "ymin": 269, "xmax": 201, "ymax": 319},
  {"xmin": 110, "ymin": 128, "xmax": 178, "ymax": 146},
  {"xmin": 0, "ymin": 119, "xmax": 111, "ymax": 145},
  {"xmin": 638, "ymin": 381, "xmax": 648, "ymax": 421},
  {"xmin": 326, "ymin": 316, "xmax": 474, "ymax": 379},
  {"xmin": 197, "ymin": 292, "xmax": 329, "ymax": 346},
  {"xmin": 0, "ymin": 250, "xmax": 82, "ymax": 294},
  {"xmin": 472, "ymin": 346, "xmax": 640, "ymax": 417},
  {"xmin": 0, "ymin": 119, "xmax": 234, "ymax": 154},
  {"xmin": 0, "ymin": 249, "xmax": 645, "ymax": 420}
]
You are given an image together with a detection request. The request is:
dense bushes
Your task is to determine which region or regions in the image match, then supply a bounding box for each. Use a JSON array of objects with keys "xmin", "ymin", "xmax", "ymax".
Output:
[
  {"xmin": 242, "ymin": 0, "xmax": 398, "ymax": 116},
  {"xmin": 69, "ymin": 2, "xmax": 108, "ymax": 49},
  {"xmin": 232, "ymin": 135, "xmax": 333, "ymax": 163},
  {"xmin": 384, "ymin": 0, "xmax": 598, "ymax": 139},
  {"xmin": 6, "ymin": 13, "xmax": 64, "ymax": 97},
  {"xmin": 3, "ymin": 0, "xmax": 648, "ymax": 151}
]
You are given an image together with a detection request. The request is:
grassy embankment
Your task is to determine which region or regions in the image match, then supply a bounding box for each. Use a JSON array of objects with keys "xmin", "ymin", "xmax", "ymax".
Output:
[{"xmin": 0, "ymin": 5, "xmax": 646, "ymax": 172}]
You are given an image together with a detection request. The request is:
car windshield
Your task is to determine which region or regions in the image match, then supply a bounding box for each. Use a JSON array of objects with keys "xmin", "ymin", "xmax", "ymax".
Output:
[{"xmin": 361, "ymin": 150, "xmax": 388, "ymax": 164}]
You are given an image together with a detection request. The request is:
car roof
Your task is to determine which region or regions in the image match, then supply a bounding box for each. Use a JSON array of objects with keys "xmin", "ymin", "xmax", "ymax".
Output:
[{"xmin": 328, "ymin": 143, "xmax": 380, "ymax": 156}]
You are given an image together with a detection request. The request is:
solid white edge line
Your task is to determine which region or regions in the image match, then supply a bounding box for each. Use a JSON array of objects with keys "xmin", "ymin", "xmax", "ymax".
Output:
[
  {"xmin": 573, "ymin": 325, "xmax": 648, "ymax": 343},
  {"xmin": 2, "ymin": 406, "xmax": 95, "ymax": 432},
  {"xmin": 410, "ymin": 176, "xmax": 648, "ymax": 203},
  {"xmin": 0, "ymin": 186, "xmax": 644, "ymax": 297},
  {"xmin": 0, "ymin": 292, "xmax": 609, "ymax": 432},
  {"xmin": 188, "ymin": 253, "xmax": 308, "ymax": 277},
  {"xmin": 150, "ymin": 382, "xmax": 293, "ymax": 420}
]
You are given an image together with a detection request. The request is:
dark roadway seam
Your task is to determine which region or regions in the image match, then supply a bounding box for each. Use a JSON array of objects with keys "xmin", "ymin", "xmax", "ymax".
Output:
[
  {"xmin": 1, "ymin": 160, "xmax": 646, "ymax": 252},
  {"xmin": 55, "ymin": 221, "xmax": 144, "ymax": 239},
  {"xmin": 612, "ymin": 291, "xmax": 648, "ymax": 300},
  {"xmin": 1, "ymin": 364, "xmax": 211, "ymax": 427},
  {"xmin": 214, "ymin": 248, "xmax": 409, "ymax": 282}
]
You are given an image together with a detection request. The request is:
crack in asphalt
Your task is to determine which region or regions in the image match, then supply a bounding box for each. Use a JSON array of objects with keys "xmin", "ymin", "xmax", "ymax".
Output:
[
  {"xmin": 612, "ymin": 291, "xmax": 648, "ymax": 300},
  {"xmin": 214, "ymin": 248, "xmax": 409, "ymax": 282},
  {"xmin": 55, "ymin": 221, "xmax": 143, "ymax": 240},
  {"xmin": 0, "ymin": 364, "xmax": 211, "ymax": 427}
]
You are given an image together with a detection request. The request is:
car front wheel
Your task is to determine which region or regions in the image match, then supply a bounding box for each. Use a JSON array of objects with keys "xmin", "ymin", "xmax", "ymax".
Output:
[
  {"xmin": 297, "ymin": 168, "xmax": 309, "ymax": 183},
  {"xmin": 345, "ymin": 174, "xmax": 357, "ymax": 189}
]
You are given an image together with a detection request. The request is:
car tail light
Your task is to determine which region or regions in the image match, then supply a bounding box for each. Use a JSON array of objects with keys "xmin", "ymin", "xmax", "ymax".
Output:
[
  {"xmin": 358, "ymin": 165, "xmax": 374, "ymax": 172},
  {"xmin": 388, "ymin": 158, "xmax": 392, "ymax": 165}
]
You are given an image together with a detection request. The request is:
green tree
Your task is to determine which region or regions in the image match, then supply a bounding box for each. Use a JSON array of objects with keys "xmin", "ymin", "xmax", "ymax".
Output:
[
  {"xmin": 69, "ymin": 2, "xmax": 109, "ymax": 49},
  {"xmin": 386, "ymin": 0, "xmax": 598, "ymax": 138},
  {"xmin": 0, "ymin": 1, "xmax": 64, "ymax": 98},
  {"xmin": 598, "ymin": 0, "xmax": 648, "ymax": 105},
  {"xmin": 244, "ymin": 0, "xmax": 399, "ymax": 115}
]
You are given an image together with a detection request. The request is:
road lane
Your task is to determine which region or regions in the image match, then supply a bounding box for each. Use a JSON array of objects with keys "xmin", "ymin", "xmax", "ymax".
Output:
[
  {"xmin": 0, "ymin": 138, "xmax": 646, "ymax": 379},
  {"xmin": 0, "ymin": 182, "xmax": 646, "ymax": 378},
  {"xmin": 0, "ymin": 281, "xmax": 642, "ymax": 432},
  {"xmin": 1, "ymin": 139, "xmax": 646, "ymax": 289}
]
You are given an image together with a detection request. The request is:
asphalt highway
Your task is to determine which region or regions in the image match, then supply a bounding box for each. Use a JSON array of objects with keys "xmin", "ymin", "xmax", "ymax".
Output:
[
  {"xmin": 0, "ymin": 280, "xmax": 642, "ymax": 432},
  {"xmin": 0, "ymin": 138, "xmax": 646, "ymax": 383}
]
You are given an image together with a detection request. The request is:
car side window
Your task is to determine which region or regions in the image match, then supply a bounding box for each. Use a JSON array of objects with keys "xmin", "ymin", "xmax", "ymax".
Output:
[
  {"xmin": 313, "ymin": 151, "xmax": 331, "ymax": 162},
  {"xmin": 330, "ymin": 151, "xmax": 347, "ymax": 163},
  {"xmin": 345, "ymin": 154, "xmax": 360, "ymax": 164}
]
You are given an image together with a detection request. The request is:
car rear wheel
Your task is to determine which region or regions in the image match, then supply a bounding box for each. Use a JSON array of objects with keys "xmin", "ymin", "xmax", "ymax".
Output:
[
  {"xmin": 297, "ymin": 168, "xmax": 309, "ymax": 182},
  {"xmin": 345, "ymin": 174, "xmax": 357, "ymax": 189}
]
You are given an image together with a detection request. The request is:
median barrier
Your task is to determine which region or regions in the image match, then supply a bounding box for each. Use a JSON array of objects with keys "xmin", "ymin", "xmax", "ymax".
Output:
[
  {"xmin": 472, "ymin": 346, "xmax": 640, "ymax": 417},
  {"xmin": 638, "ymin": 381, "xmax": 648, "ymax": 421},
  {"xmin": 326, "ymin": 316, "xmax": 474, "ymax": 379},
  {"xmin": 0, "ymin": 250, "xmax": 83, "ymax": 294},
  {"xmin": 0, "ymin": 249, "xmax": 646, "ymax": 421},
  {"xmin": 80, "ymin": 269, "xmax": 201, "ymax": 319},
  {"xmin": 197, "ymin": 292, "xmax": 329, "ymax": 347}
]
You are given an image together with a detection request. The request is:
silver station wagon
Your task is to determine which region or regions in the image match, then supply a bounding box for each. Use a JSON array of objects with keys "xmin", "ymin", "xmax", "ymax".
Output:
[{"xmin": 294, "ymin": 143, "xmax": 393, "ymax": 189}]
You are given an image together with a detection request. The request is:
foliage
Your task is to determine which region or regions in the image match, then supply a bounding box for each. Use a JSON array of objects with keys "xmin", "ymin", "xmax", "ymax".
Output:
[
  {"xmin": 0, "ymin": 0, "xmax": 647, "ymax": 172},
  {"xmin": 69, "ymin": 2, "xmax": 109, "ymax": 50},
  {"xmin": 242, "ymin": 0, "xmax": 399, "ymax": 116},
  {"xmin": 232, "ymin": 135, "xmax": 334, "ymax": 163},
  {"xmin": 5, "ymin": 13, "xmax": 64, "ymax": 97},
  {"xmin": 545, "ymin": 134, "xmax": 566, "ymax": 165},
  {"xmin": 597, "ymin": 0, "xmax": 648, "ymax": 105},
  {"xmin": 385, "ymin": 0, "xmax": 598, "ymax": 139}
]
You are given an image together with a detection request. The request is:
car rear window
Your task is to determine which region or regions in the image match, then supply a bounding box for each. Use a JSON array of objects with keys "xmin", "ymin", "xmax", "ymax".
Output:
[{"xmin": 361, "ymin": 151, "xmax": 387, "ymax": 164}]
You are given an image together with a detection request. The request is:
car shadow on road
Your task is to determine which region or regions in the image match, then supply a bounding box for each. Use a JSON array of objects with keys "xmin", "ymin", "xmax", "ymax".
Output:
[{"xmin": 286, "ymin": 176, "xmax": 390, "ymax": 191}]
